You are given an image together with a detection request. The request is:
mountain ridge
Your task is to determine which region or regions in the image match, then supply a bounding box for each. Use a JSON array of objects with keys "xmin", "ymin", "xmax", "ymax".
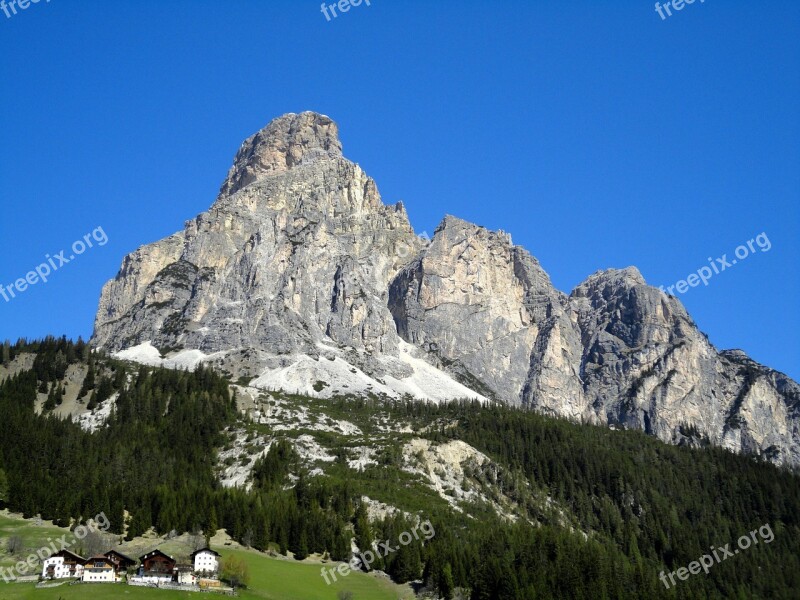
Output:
[{"xmin": 91, "ymin": 111, "xmax": 800, "ymax": 467}]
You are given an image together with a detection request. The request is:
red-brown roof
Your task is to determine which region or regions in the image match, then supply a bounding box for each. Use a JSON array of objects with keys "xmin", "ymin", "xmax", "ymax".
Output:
[{"xmin": 139, "ymin": 549, "xmax": 175, "ymax": 562}]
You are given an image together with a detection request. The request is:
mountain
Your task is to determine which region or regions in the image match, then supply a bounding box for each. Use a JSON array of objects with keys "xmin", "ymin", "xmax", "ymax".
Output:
[
  {"xmin": 92, "ymin": 111, "xmax": 800, "ymax": 467},
  {"xmin": 3, "ymin": 338, "xmax": 800, "ymax": 598}
]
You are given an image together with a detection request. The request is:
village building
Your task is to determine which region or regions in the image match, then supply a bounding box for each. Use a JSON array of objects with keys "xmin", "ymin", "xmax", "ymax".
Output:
[
  {"xmin": 41, "ymin": 549, "xmax": 86, "ymax": 579},
  {"xmin": 175, "ymin": 564, "xmax": 196, "ymax": 585},
  {"xmin": 103, "ymin": 549, "xmax": 136, "ymax": 576},
  {"xmin": 82, "ymin": 555, "xmax": 116, "ymax": 583},
  {"xmin": 135, "ymin": 549, "xmax": 176, "ymax": 584},
  {"xmin": 191, "ymin": 547, "xmax": 220, "ymax": 576}
]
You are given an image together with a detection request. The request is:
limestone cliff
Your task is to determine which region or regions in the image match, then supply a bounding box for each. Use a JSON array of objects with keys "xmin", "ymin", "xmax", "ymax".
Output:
[{"xmin": 93, "ymin": 112, "xmax": 800, "ymax": 467}]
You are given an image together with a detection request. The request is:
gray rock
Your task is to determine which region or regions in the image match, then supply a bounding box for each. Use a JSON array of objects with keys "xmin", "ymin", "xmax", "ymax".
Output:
[{"xmin": 93, "ymin": 112, "xmax": 800, "ymax": 467}]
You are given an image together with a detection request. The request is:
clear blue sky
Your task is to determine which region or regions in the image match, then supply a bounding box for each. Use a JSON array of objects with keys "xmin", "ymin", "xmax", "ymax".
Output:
[{"xmin": 1, "ymin": 0, "xmax": 798, "ymax": 379}]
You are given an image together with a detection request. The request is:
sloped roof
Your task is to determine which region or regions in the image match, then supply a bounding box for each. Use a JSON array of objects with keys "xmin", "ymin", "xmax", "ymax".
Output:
[
  {"xmin": 190, "ymin": 547, "xmax": 221, "ymax": 558},
  {"xmin": 104, "ymin": 550, "xmax": 137, "ymax": 564},
  {"xmin": 139, "ymin": 549, "xmax": 175, "ymax": 562},
  {"xmin": 52, "ymin": 549, "xmax": 86, "ymax": 563},
  {"xmin": 85, "ymin": 555, "xmax": 115, "ymax": 565}
]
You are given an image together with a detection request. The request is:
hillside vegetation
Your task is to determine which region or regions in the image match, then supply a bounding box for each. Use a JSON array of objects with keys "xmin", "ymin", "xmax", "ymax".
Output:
[{"xmin": 1, "ymin": 338, "xmax": 799, "ymax": 599}]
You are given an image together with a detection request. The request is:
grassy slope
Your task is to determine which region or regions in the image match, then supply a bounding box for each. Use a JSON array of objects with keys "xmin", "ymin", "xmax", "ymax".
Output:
[
  {"xmin": 0, "ymin": 555, "xmax": 408, "ymax": 600},
  {"xmin": 223, "ymin": 548, "xmax": 411, "ymax": 600},
  {"xmin": 0, "ymin": 514, "xmax": 410, "ymax": 600},
  {"xmin": 0, "ymin": 585, "xmax": 186, "ymax": 599},
  {"xmin": 0, "ymin": 513, "xmax": 68, "ymax": 572}
]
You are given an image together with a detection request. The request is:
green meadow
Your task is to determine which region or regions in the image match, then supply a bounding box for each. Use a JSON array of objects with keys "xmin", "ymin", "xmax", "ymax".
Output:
[
  {"xmin": 0, "ymin": 513, "xmax": 410, "ymax": 600},
  {"xmin": 0, "ymin": 549, "xmax": 409, "ymax": 600},
  {"xmin": 0, "ymin": 514, "xmax": 67, "ymax": 573}
]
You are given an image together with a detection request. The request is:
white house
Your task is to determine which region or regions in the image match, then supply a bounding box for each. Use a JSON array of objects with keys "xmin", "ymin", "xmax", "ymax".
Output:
[
  {"xmin": 190, "ymin": 548, "xmax": 220, "ymax": 576},
  {"xmin": 82, "ymin": 556, "xmax": 116, "ymax": 582},
  {"xmin": 175, "ymin": 565, "xmax": 196, "ymax": 585},
  {"xmin": 41, "ymin": 550, "xmax": 85, "ymax": 579}
]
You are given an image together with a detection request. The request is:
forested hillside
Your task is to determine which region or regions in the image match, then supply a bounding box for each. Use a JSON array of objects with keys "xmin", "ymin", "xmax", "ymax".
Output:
[{"xmin": 1, "ymin": 338, "xmax": 799, "ymax": 599}]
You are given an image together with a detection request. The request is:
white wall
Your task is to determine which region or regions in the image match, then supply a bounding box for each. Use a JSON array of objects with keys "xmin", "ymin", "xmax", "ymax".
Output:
[
  {"xmin": 193, "ymin": 551, "xmax": 218, "ymax": 574},
  {"xmin": 82, "ymin": 568, "xmax": 115, "ymax": 582},
  {"xmin": 41, "ymin": 557, "xmax": 84, "ymax": 579}
]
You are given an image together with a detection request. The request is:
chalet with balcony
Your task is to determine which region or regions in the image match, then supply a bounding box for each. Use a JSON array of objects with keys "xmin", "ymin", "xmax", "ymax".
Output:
[
  {"xmin": 82, "ymin": 555, "xmax": 116, "ymax": 582},
  {"xmin": 103, "ymin": 550, "xmax": 136, "ymax": 575},
  {"xmin": 41, "ymin": 550, "xmax": 85, "ymax": 580},
  {"xmin": 136, "ymin": 549, "xmax": 176, "ymax": 584}
]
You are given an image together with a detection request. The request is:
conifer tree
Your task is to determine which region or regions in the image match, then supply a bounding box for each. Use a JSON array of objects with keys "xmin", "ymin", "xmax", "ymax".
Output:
[
  {"xmin": 353, "ymin": 502, "xmax": 372, "ymax": 570},
  {"xmin": 0, "ymin": 468, "xmax": 8, "ymax": 505}
]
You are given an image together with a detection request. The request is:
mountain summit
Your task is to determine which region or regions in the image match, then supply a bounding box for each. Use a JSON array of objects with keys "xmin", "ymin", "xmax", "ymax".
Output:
[
  {"xmin": 93, "ymin": 112, "xmax": 800, "ymax": 467},
  {"xmin": 220, "ymin": 112, "xmax": 343, "ymax": 197}
]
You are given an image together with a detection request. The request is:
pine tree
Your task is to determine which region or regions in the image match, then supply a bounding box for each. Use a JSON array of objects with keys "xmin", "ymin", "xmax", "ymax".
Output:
[
  {"xmin": 294, "ymin": 528, "xmax": 309, "ymax": 561},
  {"xmin": 87, "ymin": 389, "xmax": 98, "ymax": 411},
  {"xmin": 253, "ymin": 510, "xmax": 269, "ymax": 551},
  {"xmin": 206, "ymin": 506, "xmax": 219, "ymax": 545},
  {"xmin": 156, "ymin": 492, "xmax": 179, "ymax": 534},
  {"xmin": 390, "ymin": 541, "xmax": 422, "ymax": 583},
  {"xmin": 0, "ymin": 468, "xmax": 8, "ymax": 505},
  {"xmin": 78, "ymin": 354, "xmax": 96, "ymax": 399},
  {"xmin": 438, "ymin": 563, "xmax": 455, "ymax": 600},
  {"xmin": 353, "ymin": 502, "xmax": 372, "ymax": 569},
  {"xmin": 331, "ymin": 525, "xmax": 351, "ymax": 562},
  {"xmin": 44, "ymin": 383, "xmax": 57, "ymax": 411}
]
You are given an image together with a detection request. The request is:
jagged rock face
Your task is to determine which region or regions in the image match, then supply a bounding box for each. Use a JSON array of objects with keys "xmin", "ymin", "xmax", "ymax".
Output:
[
  {"xmin": 93, "ymin": 112, "xmax": 800, "ymax": 467},
  {"xmin": 569, "ymin": 266, "xmax": 716, "ymax": 432},
  {"xmin": 94, "ymin": 112, "xmax": 423, "ymax": 377},
  {"xmin": 388, "ymin": 215, "xmax": 585, "ymax": 410},
  {"xmin": 219, "ymin": 112, "xmax": 343, "ymax": 197},
  {"xmin": 565, "ymin": 269, "xmax": 800, "ymax": 466}
]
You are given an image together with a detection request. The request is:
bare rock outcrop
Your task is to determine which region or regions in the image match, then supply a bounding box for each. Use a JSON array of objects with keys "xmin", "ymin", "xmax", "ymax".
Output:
[{"xmin": 93, "ymin": 112, "xmax": 800, "ymax": 467}]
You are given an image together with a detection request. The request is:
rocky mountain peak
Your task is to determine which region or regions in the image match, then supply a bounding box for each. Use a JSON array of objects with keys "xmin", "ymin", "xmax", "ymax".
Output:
[
  {"xmin": 94, "ymin": 113, "xmax": 800, "ymax": 468},
  {"xmin": 433, "ymin": 214, "xmax": 513, "ymax": 246},
  {"xmin": 219, "ymin": 112, "xmax": 343, "ymax": 197},
  {"xmin": 571, "ymin": 266, "xmax": 647, "ymax": 297}
]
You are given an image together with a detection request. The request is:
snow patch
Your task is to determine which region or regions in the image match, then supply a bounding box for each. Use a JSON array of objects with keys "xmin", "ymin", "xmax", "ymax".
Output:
[
  {"xmin": 113, "ymin": 341, "xmax": 226, "ymax": 370},
  {"xmin": 114, "ymin": 342, "xmax": 162, "ymax": 365},
  {"xmin": 252, "ymin": 342, "xmax": 486, "ymax": 403}
]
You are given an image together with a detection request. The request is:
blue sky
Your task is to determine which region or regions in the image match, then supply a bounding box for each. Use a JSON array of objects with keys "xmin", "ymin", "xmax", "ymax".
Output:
[{"xmin": 1, "ymin": 0, "xmax": 798, "ymax": 379}]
